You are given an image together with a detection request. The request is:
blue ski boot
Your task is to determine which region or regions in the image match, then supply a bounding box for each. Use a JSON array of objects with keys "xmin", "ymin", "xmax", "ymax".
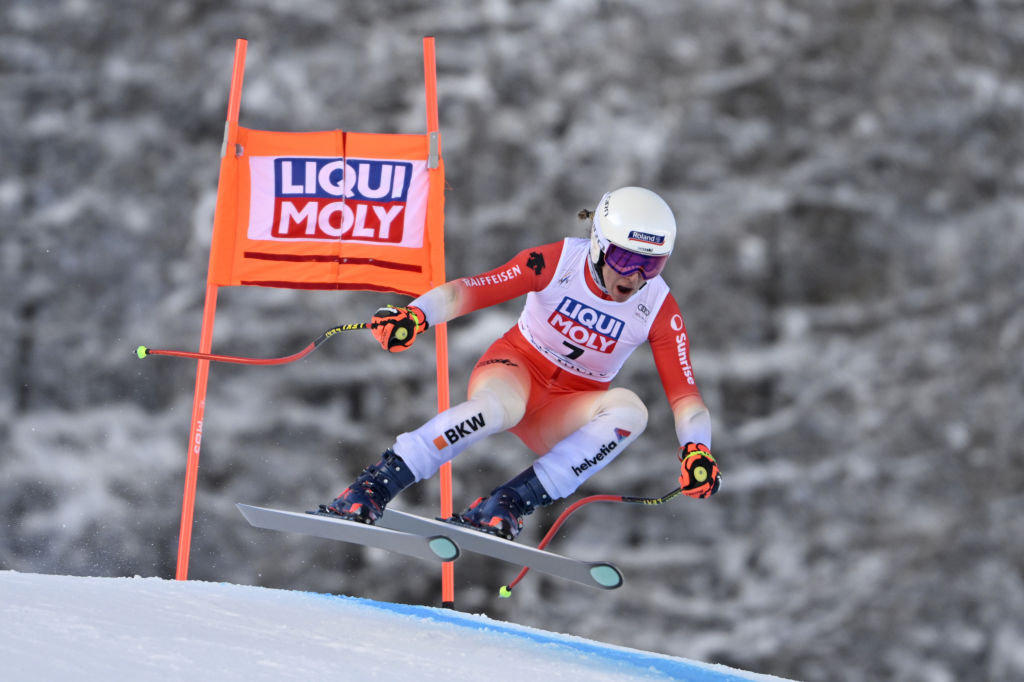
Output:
[
  {"xmin": 452, "ymin": 466, "xmax": 553, "ymax": 540},
  {"xmin": 320, "ymin": 449, "xmax": 415, "ymax": 524}
]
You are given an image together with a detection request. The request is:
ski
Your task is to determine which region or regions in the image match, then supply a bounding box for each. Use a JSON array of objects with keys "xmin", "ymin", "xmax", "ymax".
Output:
[
  {"xmin": 236, "ymin": 504, "xmax": 460, "ymax": 564},
  {"xmin": 378, "ymin": 508, "xmax": 623, "ymax": 590}
]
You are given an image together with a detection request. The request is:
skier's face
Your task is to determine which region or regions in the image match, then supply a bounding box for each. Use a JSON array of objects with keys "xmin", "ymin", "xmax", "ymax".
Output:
[{"xmin": 602, "ymin": 264, "xmax": 643, "ymax": 302}]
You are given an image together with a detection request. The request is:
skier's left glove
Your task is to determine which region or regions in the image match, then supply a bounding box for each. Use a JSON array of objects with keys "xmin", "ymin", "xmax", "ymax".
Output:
[
  {"xmin": 678, "ymin": 443, "xmax": 721, "ymax": 499},
  {"xmin": 371, "ymin": 305, "xmax": 428, "ymax": 352}
]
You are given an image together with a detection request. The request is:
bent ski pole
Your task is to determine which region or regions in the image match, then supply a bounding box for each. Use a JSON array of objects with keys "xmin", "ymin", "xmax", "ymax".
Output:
[
  {"xmin": 498, "ymin": 487, "xmax": 684, "ymax": 597},
  {"xmin": 135, "ymin": 323, "xmax": 370, "ymax": 366}
]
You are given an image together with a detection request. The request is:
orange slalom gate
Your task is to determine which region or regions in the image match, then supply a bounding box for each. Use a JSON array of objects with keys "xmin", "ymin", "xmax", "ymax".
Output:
[{"xmin": 174, "ymin": 37, "xmax": 454, "ymax": 606}]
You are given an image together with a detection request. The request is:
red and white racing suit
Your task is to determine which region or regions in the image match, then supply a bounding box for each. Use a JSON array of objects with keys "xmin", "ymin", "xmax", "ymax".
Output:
[{"xmin": 391, "ymin": 238, "xmax": 711, "ymax": 499}]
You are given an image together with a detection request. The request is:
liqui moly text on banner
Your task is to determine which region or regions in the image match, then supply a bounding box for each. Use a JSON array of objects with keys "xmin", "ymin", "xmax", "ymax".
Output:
[{"xmin": 247, "ymin": 156, "xmax": 430, "ymax": 248}]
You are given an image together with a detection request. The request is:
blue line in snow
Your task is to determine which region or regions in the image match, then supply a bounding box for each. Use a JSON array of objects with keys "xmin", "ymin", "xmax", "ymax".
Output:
[{"xmin": 325, "ymin": 594, "xmax": 767, "ymax": 681}]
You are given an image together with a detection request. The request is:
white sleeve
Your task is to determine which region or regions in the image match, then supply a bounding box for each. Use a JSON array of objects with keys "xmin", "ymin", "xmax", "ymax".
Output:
[
  {"xmin": 675, "ymin": 402, "xmax": 712, "ymax": 449},
  {"xmin": 409, "ymin": 281, "xmax": 461, "ymax": 327}
]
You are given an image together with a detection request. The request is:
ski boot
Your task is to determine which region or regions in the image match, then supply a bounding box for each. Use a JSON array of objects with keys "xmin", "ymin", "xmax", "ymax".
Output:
[
  {"xmin": 318, "ymin": 449, "xmax": 415, "ymax": 524},
  {"xmin": 451, "ymin": 466, "xmax": 553, "ymax": 540}
]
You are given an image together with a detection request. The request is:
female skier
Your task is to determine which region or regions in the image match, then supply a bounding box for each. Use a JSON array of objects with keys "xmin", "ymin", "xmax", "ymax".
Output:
[{"xmin": 320, "ymin": 186, "xmax": 721, "ymax": 539}]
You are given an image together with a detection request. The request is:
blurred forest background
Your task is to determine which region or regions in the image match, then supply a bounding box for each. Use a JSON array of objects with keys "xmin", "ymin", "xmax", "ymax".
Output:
[{"xmin": 2, "ymin": 1, "xmax": 1023, "ymax": 680}]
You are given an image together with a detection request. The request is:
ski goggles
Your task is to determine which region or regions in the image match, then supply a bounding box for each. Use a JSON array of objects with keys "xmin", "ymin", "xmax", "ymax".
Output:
[{"xmin": 603, "ymin": 244, "xmax": 669, "ymax": 280}]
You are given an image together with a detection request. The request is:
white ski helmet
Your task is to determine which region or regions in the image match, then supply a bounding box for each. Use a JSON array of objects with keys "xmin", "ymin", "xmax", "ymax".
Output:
[{"xmin": 589, "ymin": 186, "xmax": 676, "ymax": 280}]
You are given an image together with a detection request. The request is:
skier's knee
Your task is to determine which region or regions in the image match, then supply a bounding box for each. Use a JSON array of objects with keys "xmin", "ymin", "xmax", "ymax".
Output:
[
  {"xmin": 474, "ymin": 387, "xmax": 526, "ymax": 430},
  {"xmin": 603, "ymin": 387, "xmax": 648, "ymax": 433}
]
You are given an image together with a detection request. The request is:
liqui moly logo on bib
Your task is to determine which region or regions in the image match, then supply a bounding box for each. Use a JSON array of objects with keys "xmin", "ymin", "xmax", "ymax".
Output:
[
  {"xmin": 247, "ymin": 156, "xmax": 429, "ymax": 247},
  {"xmin": 548, "ymin": 297, "xmax": 624, "ymax": 353}
]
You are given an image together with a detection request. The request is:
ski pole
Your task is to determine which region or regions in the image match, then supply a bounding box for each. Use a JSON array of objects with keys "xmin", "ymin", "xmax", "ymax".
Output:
[
  {"xmin": 498, "ymin": 487, "xmax": 684, "ymax": 597},
  {"xmin": 135, "ymin": 323, "xmax": 370, "ymax": 366}
]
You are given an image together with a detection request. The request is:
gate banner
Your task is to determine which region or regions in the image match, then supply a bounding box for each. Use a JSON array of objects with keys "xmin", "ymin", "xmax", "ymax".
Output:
[{"xmin": 207, "ymin": 127, "xmax": 444, "ymax": 296}]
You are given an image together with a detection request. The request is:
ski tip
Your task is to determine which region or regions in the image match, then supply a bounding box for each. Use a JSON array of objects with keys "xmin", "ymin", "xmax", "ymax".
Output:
[
  {"xmin": 135, "ymin": 345, "xmax": 148, "ymax": 359},
  {"xmin": 235, "ymin": 503, "xmax": 267, "ymax": 530}
]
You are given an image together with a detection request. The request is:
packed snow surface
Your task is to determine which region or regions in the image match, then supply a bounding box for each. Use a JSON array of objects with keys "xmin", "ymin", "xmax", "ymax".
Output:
[{"xmin": 1, "ymin": 570, "xmax": 793, "ymax": 681}]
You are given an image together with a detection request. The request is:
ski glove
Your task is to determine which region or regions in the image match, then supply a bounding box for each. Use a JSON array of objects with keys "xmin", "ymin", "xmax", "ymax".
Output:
[
  {"xmin": 371, "ymin": 305, "xmax": 428, "ymax": 352},
  {"xmin": 678, "ymin": 443, "xmax": 721, "ymax": 499}
]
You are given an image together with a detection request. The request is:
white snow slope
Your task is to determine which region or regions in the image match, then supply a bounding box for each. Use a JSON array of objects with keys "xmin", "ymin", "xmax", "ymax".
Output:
[{"xmin": 1, "ymin": 570, "xmax": 794, "ymax": 681}]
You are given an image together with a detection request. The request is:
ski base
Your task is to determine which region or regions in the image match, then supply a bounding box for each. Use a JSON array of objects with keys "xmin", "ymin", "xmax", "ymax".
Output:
[
  {"xmin": 236, "ymin": 504, "xmax": 459, "ymax": 563},
  {"xmin": 379, "ymin": 508, "xmax": 623, "ymax": 590}
]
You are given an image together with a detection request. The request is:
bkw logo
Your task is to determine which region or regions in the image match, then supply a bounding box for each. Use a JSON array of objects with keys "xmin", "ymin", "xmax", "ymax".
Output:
[{"xmin": 432, "ymin": 413, "xmax": 486, "ymax": 450}]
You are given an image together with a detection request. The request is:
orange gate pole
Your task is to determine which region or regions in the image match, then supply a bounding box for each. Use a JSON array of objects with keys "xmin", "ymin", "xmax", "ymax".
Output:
[
  {"xmin": 175, "ymin": 38, "xmax": 248, "ymax": 580},
  {"xmin": 422, "ymin": 36, "xmax": 455, "ymax": 607}
]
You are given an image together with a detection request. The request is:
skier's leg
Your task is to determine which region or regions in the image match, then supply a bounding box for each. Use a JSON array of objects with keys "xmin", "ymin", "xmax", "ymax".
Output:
[
  {"xmin": 531, "ymin": 387, "xmax": 649, "ymax": 499},
  {"xmin": 323, "ymin": 347, "xmax": 530, "ymax": 523},
  {"xmin": 456, "ymin": 387, "xmax": 648, "ymax": 538},
  {"xmin": 392, "ymin": 344, "xmax": 531, "ymax": 480},
  {"xmin": 391, "ymin": 386, "xmax": 523, "ymax": 481}
]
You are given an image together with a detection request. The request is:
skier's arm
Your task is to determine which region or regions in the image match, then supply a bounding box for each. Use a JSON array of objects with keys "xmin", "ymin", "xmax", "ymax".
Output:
[
  {"xmin": 648, "ymin": 295, "xmax": 711, "ymax": 448},
  {"xmin": 410, "ymin": 241, "xmax": 563, "ymax": 326},
  {"xmin": 648, "ymin": 295, "xmax": 720, "ymax": 497},
  {"xmin": 369, "ymin": 242, "xmax": 563, "ymax": 353}
]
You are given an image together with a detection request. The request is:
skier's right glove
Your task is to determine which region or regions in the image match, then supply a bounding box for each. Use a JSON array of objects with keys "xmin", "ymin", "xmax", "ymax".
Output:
[
  {"xmin": 678, "ymin": 443, "xmax": 721, "ymax": 499},
  {"xmin": 371, "ymin": 305, "xmax": 428, "ymax": 352}
]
